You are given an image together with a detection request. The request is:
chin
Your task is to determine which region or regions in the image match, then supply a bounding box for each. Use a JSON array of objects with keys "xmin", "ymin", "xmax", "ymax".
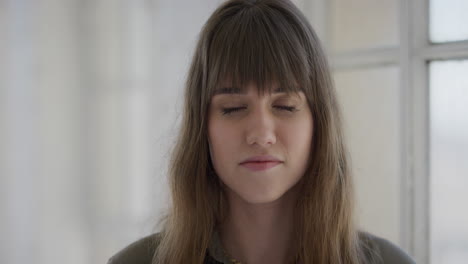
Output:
[{"xmin": 236, "ymin": 189, "xmax": 286, "ymax": 204}]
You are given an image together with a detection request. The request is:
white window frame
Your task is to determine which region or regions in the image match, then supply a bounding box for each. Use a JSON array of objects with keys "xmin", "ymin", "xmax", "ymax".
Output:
[{"xmin": 304, "ymin": 0, "xmax": 468, "ymax": 263}]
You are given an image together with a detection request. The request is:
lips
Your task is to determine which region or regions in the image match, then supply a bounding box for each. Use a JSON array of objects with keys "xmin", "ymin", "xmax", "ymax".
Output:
[{"xmin": 240, "ymin": 155, "xmax": 283, "ymax": 172}]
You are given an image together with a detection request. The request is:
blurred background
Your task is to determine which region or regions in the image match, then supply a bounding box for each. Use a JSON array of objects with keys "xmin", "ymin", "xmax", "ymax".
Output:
[{"xmin": 1, "ymin": 0, "xmax": 467, "ymax": 263}]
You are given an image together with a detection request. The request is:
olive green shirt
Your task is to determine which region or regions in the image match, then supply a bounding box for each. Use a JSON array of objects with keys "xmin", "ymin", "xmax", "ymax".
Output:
[{"xmin": 107, "ymin": 231, "xmax": 415, "ymax": 264}]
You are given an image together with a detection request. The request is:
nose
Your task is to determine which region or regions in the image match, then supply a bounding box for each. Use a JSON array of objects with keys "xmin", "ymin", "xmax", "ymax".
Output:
[{"xmin": 245, "ymin": 107, "xmax": 277, "ymax": 147}]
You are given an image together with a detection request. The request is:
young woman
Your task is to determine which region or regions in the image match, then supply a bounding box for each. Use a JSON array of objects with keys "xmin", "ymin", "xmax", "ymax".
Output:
[{"xmin": 108, "ymin": 0, "xmax": 415, "ymax": 263}]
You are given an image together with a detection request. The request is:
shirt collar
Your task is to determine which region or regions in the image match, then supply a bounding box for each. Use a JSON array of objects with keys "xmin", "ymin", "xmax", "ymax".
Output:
[{"xmin": 207, "ymin": 230, "xmax": 235, "ymax": 264}]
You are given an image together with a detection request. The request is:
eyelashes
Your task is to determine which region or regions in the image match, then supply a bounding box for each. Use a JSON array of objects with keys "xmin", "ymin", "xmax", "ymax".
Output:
[
  {"xmin": 221, "ymin": 107, "xmax": 245, "ymax": 115},
  {"xmin": 275, "ymin": 105, "xmax": 297, "ymax": 112},
  {"xmin": 221, "ymin": 105, "xmax": 297, "ymax": 115}
]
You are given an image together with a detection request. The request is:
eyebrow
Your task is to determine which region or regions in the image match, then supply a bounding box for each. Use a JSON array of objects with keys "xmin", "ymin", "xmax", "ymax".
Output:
[{"xmin": 213, "ymin": 86, "xmax": 287, "ymax": 95}]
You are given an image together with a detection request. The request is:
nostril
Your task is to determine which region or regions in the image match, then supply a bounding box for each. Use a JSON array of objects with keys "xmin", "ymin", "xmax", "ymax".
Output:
[{"xmin": 246, "ymin": 134, "xmax": 277, "ymax": 146}]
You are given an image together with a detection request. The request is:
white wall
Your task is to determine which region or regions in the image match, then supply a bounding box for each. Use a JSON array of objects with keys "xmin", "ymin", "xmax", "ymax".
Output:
[
  {"xmin": 0, "ymin": 0, "xmax": 408, "ymax": 263},
  {"xmin": 0, "ymin": 0, "xmax": 224, "ymax": 263}
]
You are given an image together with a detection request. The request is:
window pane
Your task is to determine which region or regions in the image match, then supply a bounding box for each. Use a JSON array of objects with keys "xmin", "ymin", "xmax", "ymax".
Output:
[
  {"xmin": 430, "ymin": 60, "xmax": 468, "ymax": 264},
  {"xmin": 334, "ymin": 66, "xmax": 401, "ymax": 244},
  {"xmin": 331, "ymin": 0, "xmax": 399, "ymax": 53},
  {"xmin": 430, "ymin": 0, "xmax": 468, "ymax": 43}
]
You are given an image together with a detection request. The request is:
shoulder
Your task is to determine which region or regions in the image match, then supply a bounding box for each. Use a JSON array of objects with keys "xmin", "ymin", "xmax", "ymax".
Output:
[
  {"xmin": 360, "ymin": 232, "xmax": 415, "ymax": 264},
  {"xmin": 107, "ymin": 233, "xmax": 161, "ymax": 264}
]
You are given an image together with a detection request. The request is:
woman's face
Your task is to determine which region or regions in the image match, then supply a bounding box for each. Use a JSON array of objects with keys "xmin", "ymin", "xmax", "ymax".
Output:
[{"xmin": 208, "ymin": 82, "xmax": 313, "ymax": 204}]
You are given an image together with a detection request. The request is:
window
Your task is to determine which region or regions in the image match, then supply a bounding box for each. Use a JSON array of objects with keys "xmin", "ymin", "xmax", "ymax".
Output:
[
  {"xmin": 429, "ymin": 60, "xmax": 468, "ymax": 264},
  {"xmin": 430, "ymin": 0, "xmax": 468, "ymax": 43},
  {"xmin": 306, "ymin": 0, "xmax": 468, "ymax": 263}
]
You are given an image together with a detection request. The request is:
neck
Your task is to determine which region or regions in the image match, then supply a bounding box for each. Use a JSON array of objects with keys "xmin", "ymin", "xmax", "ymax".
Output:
[{"xmin": 219, "ymin": 186, "xmax": 299, "ymax": 264}]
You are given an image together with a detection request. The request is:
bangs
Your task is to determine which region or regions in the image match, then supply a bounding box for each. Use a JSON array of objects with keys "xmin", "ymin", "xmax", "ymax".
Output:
[{"xmin": 206, "ymin": 4, "xmax": 310, "ymax": 97}]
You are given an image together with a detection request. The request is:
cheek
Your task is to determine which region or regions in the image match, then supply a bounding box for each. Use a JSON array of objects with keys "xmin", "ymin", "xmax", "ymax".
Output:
[
  {"xmin": 283, "ymin": 115, "xmax": 314, "ymax": 159},
  {"xmin": 208, "ymin": 120, "xmax": 240, "ymax": 167}
]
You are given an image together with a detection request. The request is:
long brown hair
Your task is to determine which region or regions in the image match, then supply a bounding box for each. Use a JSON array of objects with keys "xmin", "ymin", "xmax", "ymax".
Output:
[{"xmin": 153, "ymin": 0, "xmax": 379, "ymax": 263}]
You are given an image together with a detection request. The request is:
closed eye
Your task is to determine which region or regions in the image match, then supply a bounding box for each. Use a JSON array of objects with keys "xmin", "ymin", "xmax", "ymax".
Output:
[
  {"xmin": 221, "ymin": 107, "xmax": 246, "ymax": 115},
  {"xmin": 274, "ymin": 105, "xmax": 297, "ymax": 112}
]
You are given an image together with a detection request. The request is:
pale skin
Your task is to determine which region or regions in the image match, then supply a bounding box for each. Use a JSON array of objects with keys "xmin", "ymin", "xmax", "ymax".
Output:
[{"xmin": 208, "ymin": 82, "xmax": 314, "ymax": 264}]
